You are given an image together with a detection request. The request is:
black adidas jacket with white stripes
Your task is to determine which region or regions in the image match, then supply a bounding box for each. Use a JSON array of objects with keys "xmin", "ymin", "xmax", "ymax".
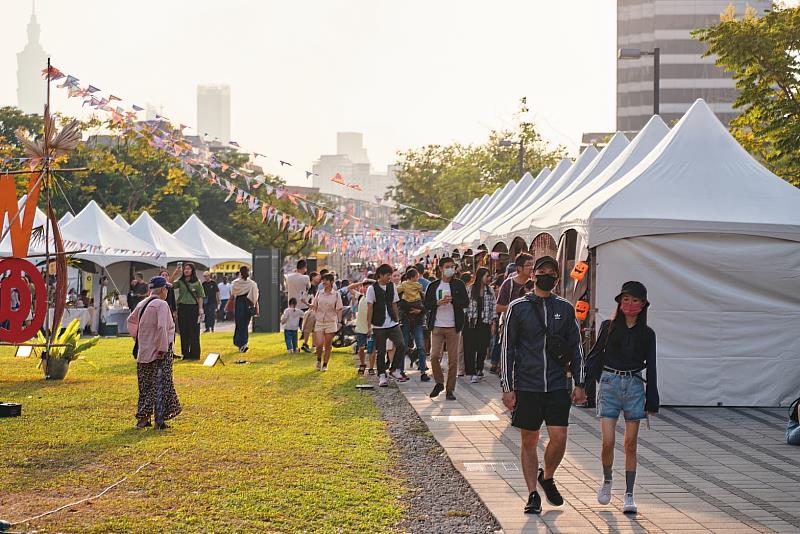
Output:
[{"xmin": 500, "ymin": 293, "xmax": 585, "ymax": 393}]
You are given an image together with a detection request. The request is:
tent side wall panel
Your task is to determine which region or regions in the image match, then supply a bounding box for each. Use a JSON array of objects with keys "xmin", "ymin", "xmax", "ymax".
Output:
[{"xmin": 595, "ymin": 233, "xmax": 800, "ymax": 407}]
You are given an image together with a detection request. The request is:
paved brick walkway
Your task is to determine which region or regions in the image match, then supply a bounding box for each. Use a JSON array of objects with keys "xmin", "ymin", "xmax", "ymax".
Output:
[{"xmin": 397, "ymin": 364, "xmax": 800, "ymax": 534}]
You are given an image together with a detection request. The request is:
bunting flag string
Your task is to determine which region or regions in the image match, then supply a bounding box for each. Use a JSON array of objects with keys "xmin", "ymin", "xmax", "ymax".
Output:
[{"xmin": 38, "ymin": 64, "xmax": 437, "ymax": 261}]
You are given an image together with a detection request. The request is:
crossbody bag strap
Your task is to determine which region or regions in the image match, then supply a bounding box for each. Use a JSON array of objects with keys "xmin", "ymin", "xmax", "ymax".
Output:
[{"xmin": 135, "ymin": 297, "xmax": 157, "ymax": 345}]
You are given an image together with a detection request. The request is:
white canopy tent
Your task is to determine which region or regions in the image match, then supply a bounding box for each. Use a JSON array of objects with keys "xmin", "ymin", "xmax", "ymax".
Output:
[
  {"xmin": 417, "ymin": 195, "xmax": 488, "ymax": 257},
  {"xmin": 430, "ymin": 193, "xmax": 493, "ymax": 254},
  {"xmin": 565, "ymin": 100, "xmax": 800, "ymax": 406},
  {"xmin": 172, "ymin": 214, "xmax": 250, "ymax": 267},
  {"xmin": 488, "ymin": 153, "xmax": 593, "ymax": 246},
  {"xmin": 127, "ymin": 211, "xmax": 208, "ymax": 265},
  {"xmin": 61, "ymin": 201, "xmax": 163, "ymax": 268},
  {"xmin": 58, "ymin": 211, "xmax": 74, "ymax": 227},
  {"xmin": 529, "ymin": 115, "xmax": 670, "ymax": 244},
  {"xmin": 0, "ymin": 196, "xmax": 50, "ymax": 257},
  {"xmin": 113, "ymin": 214, "xmax": 130, "ymax": 230},
  {"xmin": 446, "ymin": 178, "xmax": 523, "ymax": 248}
]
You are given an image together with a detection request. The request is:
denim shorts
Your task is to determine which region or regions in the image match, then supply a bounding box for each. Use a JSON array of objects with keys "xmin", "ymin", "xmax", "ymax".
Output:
[
  {"xmin": 596, "ymin": 370, "xmax": 646, "ymax": 421},
  {"xmin": 356, "ymin": 333, "xmax": 374, "ymax": 353}
]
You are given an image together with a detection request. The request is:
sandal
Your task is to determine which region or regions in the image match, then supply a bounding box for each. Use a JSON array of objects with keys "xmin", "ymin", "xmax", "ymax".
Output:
[
  {"xmin": 367, "ymin": 368, "xmax": 375, "ymax": 376},
  {"xmin": 135, "ymin": 417, "xmax": 152, "ymax": 429},
  {"xmin": 358, "ymin": 364, "xmax": 366, "ymax": 375}
]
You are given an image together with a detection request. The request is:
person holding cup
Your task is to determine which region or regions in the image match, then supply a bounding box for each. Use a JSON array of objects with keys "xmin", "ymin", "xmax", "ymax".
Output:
[{"xmin": 424, "ymin": 257, "xmax": 469, "ymax": 400}]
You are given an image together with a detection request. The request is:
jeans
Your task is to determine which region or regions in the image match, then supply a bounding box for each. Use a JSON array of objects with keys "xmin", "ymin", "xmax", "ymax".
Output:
[
  {"xmin": 373, "ymin": 325, "xmax": 406, "ymax": 377},
  {"xmin": 284, "ymin": 329, "xmax": 298, "ymax": 351},
  {"xmin": 462, "ymin": 322, "xmax": 491, "ymax": 375},
  {"xmin": 490, "ymin": 333, "xmax": 502, "ymax": 366},
  {"xmin": 402, "ymin": 320, "xmax": 428, "ymax": 373},
  {"xmin": 219, "ymin": 299, "xmax": 228, "ymax": 320},
  {"xmin": 787, "ymin": 419, "xmax": 800, "ymax": 445}
]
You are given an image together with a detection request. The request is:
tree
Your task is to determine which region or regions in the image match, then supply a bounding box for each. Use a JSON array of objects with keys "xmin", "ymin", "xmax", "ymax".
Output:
[
  {"xmin": 694, "ymin": 4, "xmax": 800, "ymax": 186},
  {"xmin": 389, "ymin": 98, "xmax": 565, "ymax": 229},
  {"xmin": 0, "ymin": 107, "xmax": 318, "ymax": 258}
]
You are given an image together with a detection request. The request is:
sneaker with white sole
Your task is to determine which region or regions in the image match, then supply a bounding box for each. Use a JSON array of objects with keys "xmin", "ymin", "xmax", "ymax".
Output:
[
  {"xmin": 597, "ymin": 480, "xmax": 612, "ymax": 505},
  {"xmin": 622, "ymin": 493, "xmax": 637, "ymax": 514},
  {"xmin": 321, "ymin": 364, "xmax": 328, "ymax": 372},
  {"xmin": 315, "ymin": 361, "xmax": 321, "ymax": 371},
  {"xmin": 470, "ymin": 375, "xmax": 479, "ymax": 384},
  {"xmin": 388, "ymin": 370, "xmax": 405, "ymax": 381},
  {"xmin": 378, "ymin": 374, "xmax": 388, "ymax": 387}
]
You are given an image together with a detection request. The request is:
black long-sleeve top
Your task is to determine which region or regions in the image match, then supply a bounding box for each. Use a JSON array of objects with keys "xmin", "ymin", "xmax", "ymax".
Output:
[{"xmin": 595, "ymin": 319, "xmax": 659, "ymax": 413}]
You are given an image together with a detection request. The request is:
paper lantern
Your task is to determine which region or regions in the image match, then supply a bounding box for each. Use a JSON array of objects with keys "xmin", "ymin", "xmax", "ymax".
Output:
[
  {"xmin": 575, "ymin": 300, "xmax": 590, "ymax": 322},
  {"xmin": 570, "ymin": 261, "xmax": 589, "ymax": 281}
]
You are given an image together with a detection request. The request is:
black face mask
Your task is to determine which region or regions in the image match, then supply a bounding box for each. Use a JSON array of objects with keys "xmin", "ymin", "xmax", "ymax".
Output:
[{"xmin": 534, "ymin": 274, "xmax": 557, "ymax": 292}]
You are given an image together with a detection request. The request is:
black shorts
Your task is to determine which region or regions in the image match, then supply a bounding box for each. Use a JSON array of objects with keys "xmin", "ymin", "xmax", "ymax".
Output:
[{"xmin": 511, "ymin": 389, "xmax": 571, "ymax": 431}]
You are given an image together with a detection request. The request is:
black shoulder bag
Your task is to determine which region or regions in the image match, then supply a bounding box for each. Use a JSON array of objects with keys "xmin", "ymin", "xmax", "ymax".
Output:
[
  {"xmin": 132, "ymin": 297, "xmax": 157, "ymax": 359},
  {"xmin": 530, "ymin": 299, "xmax": 572, "ymax": 377}
]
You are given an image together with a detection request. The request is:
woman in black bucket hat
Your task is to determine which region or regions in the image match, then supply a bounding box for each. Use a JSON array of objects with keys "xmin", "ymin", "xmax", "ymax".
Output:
[{"xmin": 585, "ymin": 281, "xmax": 659, "ymax": 514}]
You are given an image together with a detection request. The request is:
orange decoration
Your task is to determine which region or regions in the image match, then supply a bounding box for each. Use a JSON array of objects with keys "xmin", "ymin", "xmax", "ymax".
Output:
[
  {"xmin": 575, "ymin": 300, "xmax": 590, "ymax": 322},
  {"xmin": 0, "ymin": 172, "xmax": 42, "ymax": 258},
  {"xmin": 570, "ymin": 261, "xmax": 589, "ymax": 282}
]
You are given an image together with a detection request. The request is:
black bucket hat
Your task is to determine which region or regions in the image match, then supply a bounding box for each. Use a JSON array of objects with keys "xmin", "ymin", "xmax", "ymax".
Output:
[{"xmin": 615, "ymin": 281, "xmax": 648, "ymax": 303}]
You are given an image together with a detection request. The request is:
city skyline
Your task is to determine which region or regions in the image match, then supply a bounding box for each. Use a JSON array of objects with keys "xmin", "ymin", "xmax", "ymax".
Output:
[
  {"xmin": 6, "ymin": 1, "xmax": 786, "ymax": 186},
  {"xmin": 1, "ymin": 1, "xmax": 618, "ymax": 186}
]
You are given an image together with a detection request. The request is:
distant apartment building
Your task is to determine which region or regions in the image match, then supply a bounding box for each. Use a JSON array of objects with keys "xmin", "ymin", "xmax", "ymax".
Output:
[
  {"xmin": 312, "ymin": 132, "xmax": 399, "ymax": 207},
  {"xmin": 617, "ymin": 0, "xmax": 770, "ymax": 131},
  {"xmin": 197, "ymin": 85, "xmax": 231, "ymax": 144}
]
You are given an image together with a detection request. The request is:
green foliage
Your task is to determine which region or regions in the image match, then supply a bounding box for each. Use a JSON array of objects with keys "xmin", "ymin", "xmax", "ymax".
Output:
[
  {"xmin": 0, "ymin": 333, "xmax": 403, "ymax": 532},
  {"xmin": 32, "ymin": 319, "xmax": 100, "ymax": 361},
  {"xmin": 0, "ymin": 107, "xmax": 318, "ymax": 257},
  {"xmin": 390, "ymin": 98, "xmax": 565, "ymax": 229},
  {"xmin": 693, "ymin": 5, "xmax": 800, "ymax": 186}
]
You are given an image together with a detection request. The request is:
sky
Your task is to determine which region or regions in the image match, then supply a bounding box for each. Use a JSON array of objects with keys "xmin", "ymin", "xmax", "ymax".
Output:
[{"xmin": 1, "ymin": 1, "xmax": 618, "ymax": 185}]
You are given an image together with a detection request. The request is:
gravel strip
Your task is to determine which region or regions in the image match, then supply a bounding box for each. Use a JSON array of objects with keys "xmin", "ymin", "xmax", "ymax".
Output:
[{"xmin": 369, "ymin": 380, "xmax": 501, "ymax": 534}]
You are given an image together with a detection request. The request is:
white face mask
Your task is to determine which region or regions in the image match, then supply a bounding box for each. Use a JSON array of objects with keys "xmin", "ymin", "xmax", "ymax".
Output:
[{"xmin": 443, "ymin": 267, "xmax": 455, "ymax": 278}]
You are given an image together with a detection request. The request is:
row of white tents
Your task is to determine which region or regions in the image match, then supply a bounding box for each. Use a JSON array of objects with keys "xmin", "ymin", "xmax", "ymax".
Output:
[
  {"xmin": 419, "ymin": 100, "xmax": 800, "ymax": 407},
  {"xmin": 3, "ymin": 200, "xmax": 250, "ymax": 269}
]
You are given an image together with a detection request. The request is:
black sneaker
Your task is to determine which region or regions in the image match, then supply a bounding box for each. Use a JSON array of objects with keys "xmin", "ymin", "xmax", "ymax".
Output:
[
  {"xmin": 420, "ymin": 373, "xmax": 431, "ymax": 382},
  {"xmin": 538, "ymin": 468, "xmax": 564, "ymax": 506},
  {"xmin": 524, "ymin": 490, "xmax": 542, "ymax": 514},
  {"xmin": 430, "ymin": 383, "xmax": 444, "ymax": 398},
  {"xmin": 445, "ymin": 391, "xmax": 456, "ymax": 401},
  {"xmin": 301, "ymin": 344, "xmax": 312, "ymax": 353}
]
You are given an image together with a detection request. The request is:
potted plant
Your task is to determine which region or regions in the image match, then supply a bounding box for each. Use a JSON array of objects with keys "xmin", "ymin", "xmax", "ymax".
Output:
[{"xmin": 32, "ymin": 319, "xmax": 100, "ymax": 380}]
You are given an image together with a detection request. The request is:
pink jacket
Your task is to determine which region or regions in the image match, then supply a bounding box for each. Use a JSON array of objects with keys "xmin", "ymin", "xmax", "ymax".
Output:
[{"xmin": 127, "ymin": 296, "xmax": 175, "ymax": 364}]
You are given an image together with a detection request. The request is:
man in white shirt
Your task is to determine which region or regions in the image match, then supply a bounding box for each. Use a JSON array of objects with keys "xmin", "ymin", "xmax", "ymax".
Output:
[
  {"xmin": 218, "ymin": 276, "xmax": 232, "ymax": 321},
  {"xmin": 423, "ymin": 257, "xmax": 469, "ymax": 400},
  {"xmin": 286, "ymin": 259, "xmax": 311, "ymax": 312},
  {"xmin": 367, "ymin": 263, "xmax": 407, "ymax": 387}
]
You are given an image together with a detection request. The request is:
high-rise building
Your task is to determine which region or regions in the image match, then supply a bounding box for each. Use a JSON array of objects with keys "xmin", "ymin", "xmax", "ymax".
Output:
[
  {"xmin": 17, "ymin": 2, "xmax": 48, "ymax": 115},
  {"xmin": 616, "ymin": 0, "xmax": 769, "ymax": 131},
  {"xmin": 312, "ymin": 132, "xmax": 398, "ymax": 206},
  {"xmin": 197, "ymin": 84, "xmax": 231, "ymax": 144}
]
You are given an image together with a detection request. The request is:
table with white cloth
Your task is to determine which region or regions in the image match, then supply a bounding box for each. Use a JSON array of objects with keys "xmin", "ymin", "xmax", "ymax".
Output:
[
  {"xmin": 47, "ymin": 308, "xmax": 92, "ymax": 331},
  {"xmin": 104, "ymin": 307, "xmax": 130, "ymax": 335}
]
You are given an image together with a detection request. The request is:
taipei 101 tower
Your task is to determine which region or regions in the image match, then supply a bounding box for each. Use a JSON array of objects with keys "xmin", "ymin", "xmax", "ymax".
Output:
[{"xmin": 17, "ymin": 1, "xmax": 48, "ymax": 115}]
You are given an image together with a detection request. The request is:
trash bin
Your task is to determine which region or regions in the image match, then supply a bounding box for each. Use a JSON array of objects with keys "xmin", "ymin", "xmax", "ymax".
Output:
[{"xmin": 100, "ymin": 322, "xmax": 118, "ymax": 336}]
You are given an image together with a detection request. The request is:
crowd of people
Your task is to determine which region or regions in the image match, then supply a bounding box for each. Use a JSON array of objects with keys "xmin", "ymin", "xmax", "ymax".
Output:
[
  {"xmin": 280, "ymin": 253, "xmax": 661, "ymax": 515},
  {"xmin": 125, "ymin": 251, "xmax": 799, "ymax": 519}
]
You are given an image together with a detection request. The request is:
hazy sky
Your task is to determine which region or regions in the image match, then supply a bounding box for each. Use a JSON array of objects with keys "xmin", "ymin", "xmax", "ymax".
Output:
[{"xmin": 1, "ymin": 1, "xmax": 619, "ymax": 184}]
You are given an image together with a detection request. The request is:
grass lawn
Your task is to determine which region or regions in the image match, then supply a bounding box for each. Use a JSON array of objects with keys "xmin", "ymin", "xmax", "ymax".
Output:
[{"xmin": 0, "ymin": 332, "xmax": 403, "ymax": 533}]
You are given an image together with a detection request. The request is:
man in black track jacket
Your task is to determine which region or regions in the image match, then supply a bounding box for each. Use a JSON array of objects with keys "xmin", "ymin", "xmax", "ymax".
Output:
[{"xmin": 500, "ymin": 256, "xmax": 586, "ymax": 515}]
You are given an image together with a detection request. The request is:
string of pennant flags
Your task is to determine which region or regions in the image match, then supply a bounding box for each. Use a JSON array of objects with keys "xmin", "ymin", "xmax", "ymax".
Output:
[{"xmin": 22, "ymin": 64, "xmax": 436, "ymax": 261}]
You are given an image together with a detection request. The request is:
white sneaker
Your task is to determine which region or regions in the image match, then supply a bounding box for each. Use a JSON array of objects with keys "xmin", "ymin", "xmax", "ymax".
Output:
[
  {"xmin": 623, "ymin": 493, "xmax": 637, "ymax": 514},
  {"xmin": 470, "ymin": 375, "xmax": 479, "ymax": 384},
  {"xmin": 378, "ymin": 374, "xmax": 388, "ymax": 387},
  {"xmin": 388, "ymin": 370, "xmax": 403, "ymax": 381},
  {"xmin": 315, "ymin": 361, "xmax": 321, "ymax": 371},
  {"xmin": 597, "ymin": 480, "xmax": 612, "ymax": 505},
  {"xmin": 321, "ymin": 364, "xmax": 328, "ymax": 372}
]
